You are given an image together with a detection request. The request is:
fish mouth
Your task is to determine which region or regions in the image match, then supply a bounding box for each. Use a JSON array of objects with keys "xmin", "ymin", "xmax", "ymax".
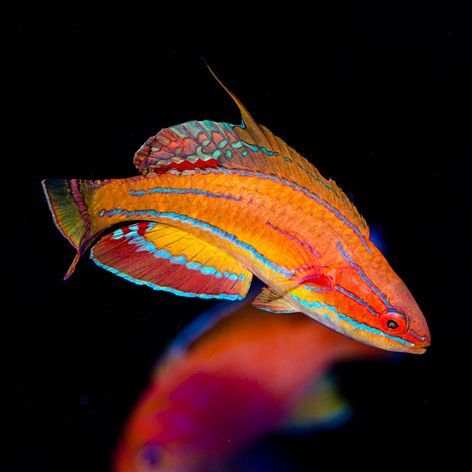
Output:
[
  {"xmin": 406, "ymin": 340, "xmax": 430, "ymax": 355},
  {"xmin": 410, "ymin": 346, "xmax": 427, "ymax": 355},
  {"xmin": 404, "ymin": 327, "xmax": 431, "ymax": 354}
]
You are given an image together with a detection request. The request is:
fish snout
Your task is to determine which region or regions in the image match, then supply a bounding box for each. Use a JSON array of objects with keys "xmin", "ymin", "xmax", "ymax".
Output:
[
  {"xmin": 390, "ymin": 304, "xmax": 430, "ymax": 354},
  {"xmin": 407, "ymin": 312, "xmax": 431, "ymax": 354},
  {"xmin": 378, "ymin": 304, "xmax": 430, "ymax": 354}
]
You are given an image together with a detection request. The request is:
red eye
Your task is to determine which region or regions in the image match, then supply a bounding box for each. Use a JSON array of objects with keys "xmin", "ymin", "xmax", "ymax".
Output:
[{"xmin": 379, "ymin": 311, "xmax": 409, "ymax": 335}]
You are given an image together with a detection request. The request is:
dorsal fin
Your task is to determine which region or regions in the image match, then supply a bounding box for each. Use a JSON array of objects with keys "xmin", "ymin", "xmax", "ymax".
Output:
[
  {"xmin": 134, "ymin": 66, "xmax": 369, "ymax": 239},
  {"xmin": 205, "ymin": 64, "xmax": 262, "ymax": 135},
  {"xmin": 207, "ymin": 65, "xmax": 369, "ymax": 238}
]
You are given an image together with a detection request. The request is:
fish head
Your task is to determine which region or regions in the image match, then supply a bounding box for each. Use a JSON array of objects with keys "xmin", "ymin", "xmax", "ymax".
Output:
[
  {"xmin": 113, "ymin": 383, "xmax": 203, "ymax": 472},
  {"xmin": 289, "ymin": 242, "xmax": 430, "ymax": 354},
  {"xmin": 114, "ymin": 370, "xmax": 268, "ymax": 472},
  {"xmin": 115, "ymin": 440, "xmax": 205, "ymax": 472},
  {"xmin": 116, "ymin": 441, "xmax": 166, "ymax": 472}
]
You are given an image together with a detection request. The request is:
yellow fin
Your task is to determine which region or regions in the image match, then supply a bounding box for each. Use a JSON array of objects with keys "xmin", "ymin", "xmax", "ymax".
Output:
[
  {"xmin": 90, "ymin": 222, "xmax": 252, "ymax": 300},
  {"xmin": 283, "ymin": 375, "xmax": 352, "ymax": 432}
]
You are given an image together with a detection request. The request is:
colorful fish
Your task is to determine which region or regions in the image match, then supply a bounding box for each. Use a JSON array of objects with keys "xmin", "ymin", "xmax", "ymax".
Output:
[
  {"xmin": 42, "ymin": 66, "xmax": 430, "ymax": 353},
  {"xmin": 114, "ymin": 296, "xmax": 384, "ymax": 472}
]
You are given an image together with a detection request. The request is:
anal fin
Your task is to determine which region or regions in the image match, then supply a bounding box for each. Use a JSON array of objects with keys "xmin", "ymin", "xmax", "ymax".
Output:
[{"xmin": 90, "ymin": 222, "xmax": 252, "ymax": 300}]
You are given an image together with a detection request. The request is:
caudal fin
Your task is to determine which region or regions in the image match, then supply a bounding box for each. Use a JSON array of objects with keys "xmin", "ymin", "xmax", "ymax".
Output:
[{"xmin": 42, "ymin": 179, "xmax": 95, "ymax": 279}]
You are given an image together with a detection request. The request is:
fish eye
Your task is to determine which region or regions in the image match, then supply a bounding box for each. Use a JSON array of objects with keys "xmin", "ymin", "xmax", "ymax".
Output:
[
  {"xmin": 136, "ymin": 444, "xmax": 162, "ymax": 471},
  {"xmin": 379, "ymin": 311, "xmax": 408, "ymax": 335},
  {"xmin": 387, "ymin": 319, "xmax": 399, "ymax": 329}
]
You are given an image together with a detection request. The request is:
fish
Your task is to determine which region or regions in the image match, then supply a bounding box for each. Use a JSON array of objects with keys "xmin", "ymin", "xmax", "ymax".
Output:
[
  {"xmin": 114, "ymin": 295, "xmax": 385, "ymax": 472},
  {"xmin": 42, "ymin": 66, "xmax": 430, "ymax": 353}
]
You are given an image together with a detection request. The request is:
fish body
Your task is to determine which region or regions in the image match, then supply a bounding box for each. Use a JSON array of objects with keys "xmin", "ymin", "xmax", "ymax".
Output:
[
  {"xmin": 42, "ymin": 67, "xmax": 430, "ymax": 353},
  {"xmin": 114, "ymin": 300, "xmax": 383, "ymax": 472}
]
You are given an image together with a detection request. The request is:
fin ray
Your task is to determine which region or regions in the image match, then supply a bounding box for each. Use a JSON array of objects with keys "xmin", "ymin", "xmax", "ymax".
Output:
[
  {"xmin": 133, "ymin": 67, "xmax": 369, "ymax": 239},
  {"xmin": 252, "ymin": 287, "xmax": 299, "ymax": 314},
  {"xmin": 90, "ymin": 222, "xmax": 252, "ymax": 300}
]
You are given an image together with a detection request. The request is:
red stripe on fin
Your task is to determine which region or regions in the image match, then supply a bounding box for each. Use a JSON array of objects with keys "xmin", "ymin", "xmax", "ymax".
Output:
[
  {"xmin": 90, "ymin": 222, "xmax": 252, "ymax": 300},
  {"xmin": 154, "ymin": 158, "xmax": 219, "ymax": 174},
  {"xmin": 134, "ymin": 125, "xmax": 222, "ymax": 175}
]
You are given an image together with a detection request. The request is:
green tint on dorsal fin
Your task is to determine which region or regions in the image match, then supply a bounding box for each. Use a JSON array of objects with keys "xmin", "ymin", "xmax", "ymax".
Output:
[
  {"xmin": 252, "ymin": 287, "xmax": 299, "ymax": 314},
  {"xmin": 281, "ymin": 375, "xmax": 352, "ymax": 433},
  {"xmin": 206, "ymin": 64, "xmax": 370, "ymax": 239}
]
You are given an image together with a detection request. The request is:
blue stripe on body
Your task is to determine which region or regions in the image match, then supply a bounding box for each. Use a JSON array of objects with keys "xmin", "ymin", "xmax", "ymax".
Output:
[
  {"xmin": 129, "ymin": 187, "xmax": 242, "ymax": 201},
  {"xmin": 290, "ymin": 294, "xmax": 413, "ymax": 347},
  {"xmin": 290, "ymin": 294, "xmax": 338, "ymax": 313},
  {"xmin": 337, "ymin": 313, "xmax": 413, "ymax": 347},
  {"xmin": 305, "ymin": 284, "xmax": 331, "ymax": 293},
  {"xmin": 204, "ymin": 167, "xmax": 371, "ymax": 252},
  {"xmin": 166, "ymin": 121, "xmax": 365, "ymax": 238},
  {"xmin": 336, "ymin": 242, "xmax": 391, "ymax": 308},
  {"xmin": 98, "ymin": 209, "xmax": 294, "ymax": 278},
  {"xmin": 266, "ymin": 221, "xmax": 321, "ymax": 257},
  {"xmin": 334, "ymin": 285, "xmax": 379, "ymax": 316}
]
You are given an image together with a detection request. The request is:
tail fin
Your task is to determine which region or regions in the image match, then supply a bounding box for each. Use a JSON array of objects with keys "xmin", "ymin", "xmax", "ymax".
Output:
[{"xmin": 42, "ymin": 179, "xmax": 95, "ymax": 279}]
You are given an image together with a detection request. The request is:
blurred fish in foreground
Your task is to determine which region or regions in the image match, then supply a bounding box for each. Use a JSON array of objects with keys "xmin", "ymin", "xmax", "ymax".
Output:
[{"xmin": 114, "ymin": 294, "xmax": 385, "ymax": 471}]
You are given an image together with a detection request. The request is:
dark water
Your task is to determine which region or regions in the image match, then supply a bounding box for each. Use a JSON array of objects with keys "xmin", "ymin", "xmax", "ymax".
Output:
[{"xmin": 8, "ymin": 2, "xmax": 467, "ymax": 471}]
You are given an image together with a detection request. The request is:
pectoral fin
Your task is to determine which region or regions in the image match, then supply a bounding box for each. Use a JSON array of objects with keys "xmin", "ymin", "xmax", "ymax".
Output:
[
  {"xmin": 282, "ymin": 376, "xmax": 352, "ymax": 432},
  {"xmin": 252, "ymin": 287, "xmax": 299, "ymax": 314}
]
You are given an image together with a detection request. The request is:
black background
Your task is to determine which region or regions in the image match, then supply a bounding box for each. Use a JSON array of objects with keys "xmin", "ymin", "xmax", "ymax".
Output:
[{"xmin": 8, "ymin": 2, "xmax": 468, "ymax": 471}]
